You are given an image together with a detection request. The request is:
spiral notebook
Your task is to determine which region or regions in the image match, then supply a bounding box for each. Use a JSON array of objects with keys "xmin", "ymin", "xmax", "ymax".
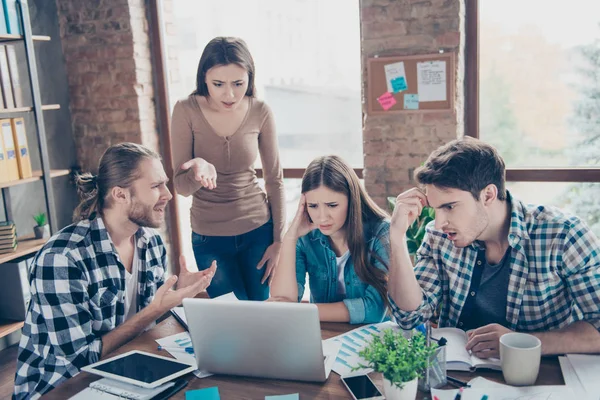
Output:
[{"xmin": 68, "ymin": 377, "xmax": 175, "ymax": 400}]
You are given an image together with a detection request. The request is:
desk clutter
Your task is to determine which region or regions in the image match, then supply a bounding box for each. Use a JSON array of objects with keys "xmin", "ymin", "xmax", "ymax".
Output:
[{"xmin": 185, "ymin": 387, "xmax": 299, "ymax": 400}]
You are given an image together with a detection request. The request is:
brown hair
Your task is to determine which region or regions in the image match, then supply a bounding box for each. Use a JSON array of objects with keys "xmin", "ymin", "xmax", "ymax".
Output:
[
  {"xmin": 73, "ymin": 143, "xmax": 160, "ymax": 221},
  {"xmin": 302, "ymin": 155, "xmax": 390, "ymax": 306},
  {"xmin": 415, "ymin": 137, "xmax": 507, "ymax": 201},
  {"xmin": 193, "ymin": 37, "xmax": 256, "ymax": 97}
]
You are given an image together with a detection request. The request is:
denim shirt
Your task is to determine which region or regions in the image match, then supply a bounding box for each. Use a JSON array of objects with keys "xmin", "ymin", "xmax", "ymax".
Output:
[{"xmin": 296, "ymin": 219, "xmax": 390, "ymax": 324}]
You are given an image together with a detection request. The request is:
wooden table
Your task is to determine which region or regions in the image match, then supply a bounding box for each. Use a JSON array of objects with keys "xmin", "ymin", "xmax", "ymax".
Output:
[{"xmin": 42, "ymin": 317, "xmax": 564, "ymax": 399}]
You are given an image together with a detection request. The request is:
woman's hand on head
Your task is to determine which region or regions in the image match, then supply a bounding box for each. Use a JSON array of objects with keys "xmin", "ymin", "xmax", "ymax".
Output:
[
  {"xmin": 180, "ymin": 158, "xmax": 217, "ymax": 190},
  {"xmin": 286, "ymin": 194, "xmax": 317, "ymax": 240}
]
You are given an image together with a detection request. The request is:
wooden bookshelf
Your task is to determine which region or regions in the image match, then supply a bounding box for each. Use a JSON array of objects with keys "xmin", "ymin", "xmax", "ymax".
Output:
[
  {"xmin": 0, "ymin": 104, "xmax": 60, "ymax": 114},
  {"xmin": 0, "ymin": 169, "xmax": 70, "ymax": 190},
  {"xmin": 0, "ymin": 34, "xmax": 50, "ymax": 42},
  {"xmin": 0, "ymin": 234, "xmax": 45, "ymax": 264},
  {"xmin": 0, "ymin": 319, "xmax": 24, "ymax": 339}
]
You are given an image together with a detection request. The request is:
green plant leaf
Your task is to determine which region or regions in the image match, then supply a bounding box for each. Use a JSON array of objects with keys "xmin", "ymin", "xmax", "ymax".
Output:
[
  {"xmin": 387, "ymin": 197, "xmax": 396, "ymax": 212},
  {"xmin": 33, "ymin": 212, "xmax": 47, "ymax": 227},
  {"xmin": 407, "ymin": 239, "xmax": 419, "ymax": 254}
]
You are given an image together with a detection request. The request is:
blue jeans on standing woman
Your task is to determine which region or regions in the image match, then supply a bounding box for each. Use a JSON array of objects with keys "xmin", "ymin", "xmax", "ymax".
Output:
[{"xmin": 192, "ymin": 219, "xmax": 273, "ymax": 300}]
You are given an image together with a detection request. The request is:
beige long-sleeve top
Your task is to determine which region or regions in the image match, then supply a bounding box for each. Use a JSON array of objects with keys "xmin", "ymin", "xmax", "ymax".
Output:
[{"xmin": 171, "ymin": 95, "xmax": 285, "ymax": 242}]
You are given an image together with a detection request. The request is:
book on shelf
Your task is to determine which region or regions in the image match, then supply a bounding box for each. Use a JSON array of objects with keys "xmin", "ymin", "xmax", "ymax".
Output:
[
  {"xmin": 1, "ymin": 0, "xmax": 21, "ymax": 35},
  {"xmin": 0, "ymin": 235, "xmax": 16, "ymax": 245},
  {"xmin": 0, "ymin": 118, "xmax": 18, "ymax": 180},
  {"xmin": 433, "ymin": 327, "xmax": 501, "ymax": 371},
  {"xmin": 0, "ymin": 240, "xmax": 16, "ymax": 253},
  {"xmin": 0, "ymin": 219, "xmax": 16, "ymax": 233},
  {"xmin": 11, "ymin": 117, "xmax": 31, "ymax": 178},
  {"xmin": 0, "ymin": 45, "xmax": 13, "ymax": 108},
  {"xmin": 5, "ymin": 45, "xmax": 23, "ymax": 107}
]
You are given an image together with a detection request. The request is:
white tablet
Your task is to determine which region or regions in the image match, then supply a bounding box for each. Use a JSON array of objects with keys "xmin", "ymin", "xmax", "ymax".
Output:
[{"xmin": 81, "ymin": 350, "xmax": 196, "ymax": 388}]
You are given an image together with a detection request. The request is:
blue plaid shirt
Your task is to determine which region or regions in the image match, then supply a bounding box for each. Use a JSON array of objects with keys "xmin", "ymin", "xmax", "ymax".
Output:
[
  {"xmin": 389, "ymin": 193, "xmax": 600, "ymax": 333},
  {"xmin": 13, "ymin": 217, "xmax": 167, "ymax": 400}
]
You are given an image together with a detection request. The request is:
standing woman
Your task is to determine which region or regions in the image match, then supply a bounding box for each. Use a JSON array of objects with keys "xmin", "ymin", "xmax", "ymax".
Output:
[
  {"xmin": 171, "ymin": 37, "xmax": 285, "ymax": 301},
  {"xmin": 271, "ymin": 155, "xmax": 390, "ymax": 324}
]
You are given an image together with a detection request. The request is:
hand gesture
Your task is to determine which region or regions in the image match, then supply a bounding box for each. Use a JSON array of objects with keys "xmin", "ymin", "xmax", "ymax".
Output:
[
  {"xmin": 150, "ymin": 256, "xmax": 217, "ymax": 314},
  {"xmin": 465, "ymin": 323, "xmax": 513, "ymax": 359},
  {"xmin": 287, "ymin": 195, "xmax": 317, "ymax": 240},
  {"xmin": 256, "ymin": 242, "xmax": 282, "ymax": 285},
  {"xmin": 390, "ymin": 188, "xmax": 429, "ymax": 237},
  {"xmin": 180, "ymin": 158, "xmax": 217, "ymax": 189}
]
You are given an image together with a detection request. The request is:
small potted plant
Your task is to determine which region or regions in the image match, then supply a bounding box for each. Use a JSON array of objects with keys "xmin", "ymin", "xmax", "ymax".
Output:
[
  {"xmin": 33, "ymin": 212, "xmax": 49, "ymax": 239},
  {"xmin": 357, "ymin": 329, "xmax": 438, "ymax": 400},
  {"xmin": 387, "ymin": 196, "xmax": 435, "ymax": 257}
]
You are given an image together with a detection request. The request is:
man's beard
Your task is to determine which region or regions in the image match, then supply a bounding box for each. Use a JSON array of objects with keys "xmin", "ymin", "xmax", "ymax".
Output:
[{"xmin": 128, "ymin": 200, "xmax": 160, "ymax": 228}]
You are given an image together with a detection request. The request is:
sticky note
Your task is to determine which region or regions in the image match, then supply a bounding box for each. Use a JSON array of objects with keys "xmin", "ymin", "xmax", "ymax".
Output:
[
  {"xmin": 186, "ymin": 386, "xmax": 220, "ymax": 400},
  {"xmin": 377, "ymin": 92, "xmax": 396, "ymax": 111},
  {"xmin": 391, "ymin": 76, "xmax": 407, "ymax": 93},
  {"xmin": 404, "ymin": 94, "xmax": 419, "ymax": 110},
  {"xmin": 266, "ymin": 395, "xmax": 300, "ymax": 400}
]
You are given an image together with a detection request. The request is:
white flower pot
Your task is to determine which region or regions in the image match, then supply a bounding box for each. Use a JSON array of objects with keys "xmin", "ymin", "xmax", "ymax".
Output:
[{"xmin": 383, "ymin": 377, "xmax": 418, "ymax": 400}]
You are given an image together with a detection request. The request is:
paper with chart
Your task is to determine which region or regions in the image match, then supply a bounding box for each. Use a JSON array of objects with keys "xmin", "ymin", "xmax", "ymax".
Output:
[
  {"xmin": 417, "ymin": 60, "xmax": 447, "ymax": 102},
  {"xmin": 155, "ymin": 332, "xmax": 212, "ymax": 378},
  {"xmin": 324, "ymin": 321, "xmax": 398, "ymax": 376}
]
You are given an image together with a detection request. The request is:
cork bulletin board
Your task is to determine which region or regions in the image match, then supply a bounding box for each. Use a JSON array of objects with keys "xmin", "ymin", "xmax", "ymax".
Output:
[{"xmin": 366, "ymin": 52, "xmax": 455, "ymax": 114}]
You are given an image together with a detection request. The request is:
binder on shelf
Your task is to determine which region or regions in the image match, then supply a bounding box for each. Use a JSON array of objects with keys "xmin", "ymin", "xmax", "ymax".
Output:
[
  {"xmin": 11, "ymin": 117, "xmax": 31, "ymax": 178},
  {"xmin": 0, "ymin": 127, "xmax": 8, "ymax": 183},
  {"xmin": 5, "ymin": 45, "xmax": 22, "ymax": 107},
  {"xmin": 0, "ymin": 45, "xmax": 14, "ymax": 108},
  {"xmin": 0, "ymin": 1, "xmax": 7, "ymax": 35},
  {"xmin": 0, "ymin": 118, "xmax": 18, "ymax": 180},
  {"xmin": 1, "ymin": 0, "xmax": 21, "ymax": 35}
]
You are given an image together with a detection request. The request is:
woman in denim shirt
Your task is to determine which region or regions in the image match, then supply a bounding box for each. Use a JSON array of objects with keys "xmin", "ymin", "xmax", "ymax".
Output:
[{"xmin": 271, "ymin": 155, "xmax": 390, "ymax": 324}]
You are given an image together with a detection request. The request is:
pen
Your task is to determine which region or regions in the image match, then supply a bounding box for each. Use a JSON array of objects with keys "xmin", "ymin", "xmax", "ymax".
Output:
[
  {"xmin": 157, "ymin": 345, "xmax": 194, "ymax": 354},
  {"xmin": 446, "ymin": 375, "xmax": 470, "ymax": 387},
  {"xmin": 453, "ymin": 387, "xmax": 464, "ymax": 400}
]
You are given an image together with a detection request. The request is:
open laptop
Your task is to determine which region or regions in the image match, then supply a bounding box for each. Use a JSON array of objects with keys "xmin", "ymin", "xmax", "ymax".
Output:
[{"xmin": 182, "ymin": 298, "xmax": 340, "ymax": 382}]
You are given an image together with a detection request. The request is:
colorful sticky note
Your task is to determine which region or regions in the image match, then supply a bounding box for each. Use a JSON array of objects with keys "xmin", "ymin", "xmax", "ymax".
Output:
[
  {"xmin": 186, "ymin": 386, "xmax": 220, "ymax": 400},
  {"xmin": 404, "ymin": 94, "xmax": 419, "ymax": 110},
  {"xmin": 265, "ymin": 395, "xmax": 300, "ymax": 400},
  {"xmin": 377, "ymin": 92, "xmax": 396, "ymax": 111},
  {"xmin": 391, "ymin": 76, "xmax": 407, "ymax": 93}
]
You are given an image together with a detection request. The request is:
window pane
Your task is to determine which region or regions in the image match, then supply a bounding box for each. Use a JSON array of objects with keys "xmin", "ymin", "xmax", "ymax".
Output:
[
  {"xmin": 507, "ymin": 182, "xmax": 600, "ymax": 237},
  {"xmin": 479, "ymin": 1, "xmax": 600, "ymax": 168},
  {"xmin": 166, "ymin": 0, "xmax": 363, "ymax": 168}
]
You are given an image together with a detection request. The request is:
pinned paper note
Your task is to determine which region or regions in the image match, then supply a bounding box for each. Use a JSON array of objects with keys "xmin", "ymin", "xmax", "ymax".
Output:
[
  {"xmin": 186, "ymin": 386, "xmax": 220, "ymax": 400},
  {"xmin": 265, "ymin": 394, "xmax": 300, "ymax": 400},
  {"xmin": 384, "ymin": 61, "xmax": 407, "ymax": 93},
  {"xmin": 417, "ymin": 60, "xmax": 446, "ymax": 102},
  {"xmin": 377, "ymin": 92, "xmax": 396, "ymax": 111},
  {"xmin": 404, "ymin": 94, "xmax": 419, "ymax": 110}
]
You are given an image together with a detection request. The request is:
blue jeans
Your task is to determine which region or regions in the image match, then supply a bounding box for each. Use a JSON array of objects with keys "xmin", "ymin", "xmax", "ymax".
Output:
[{"xmin": 191, "ymin": 219, "xmax": 273, "ymax": 301}]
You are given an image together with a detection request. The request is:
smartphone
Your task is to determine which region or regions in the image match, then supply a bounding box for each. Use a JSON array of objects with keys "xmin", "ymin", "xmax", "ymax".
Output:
[{"xmin": 341, "ymin": 374, "xmax": 385, "ymax": 400}]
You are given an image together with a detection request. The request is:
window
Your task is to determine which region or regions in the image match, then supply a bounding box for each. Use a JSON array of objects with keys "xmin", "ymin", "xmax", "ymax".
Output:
[{"xmin": 467, "ymin": 0, "xmax": 600, "ymax": 235}]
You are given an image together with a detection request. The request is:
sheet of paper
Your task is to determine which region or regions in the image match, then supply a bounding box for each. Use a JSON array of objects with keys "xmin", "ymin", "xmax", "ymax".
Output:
[
  {"xmin": 431, "ymin": 386, "xmax": 581, "ymax": 400},
  {"xmin": 324, "ymin": 321, "xmax": 399, "ymax": 376},
  {"xmin": 172, "ymin": 292, "xmax": 238, "ymax": 328},
  {"xmin": 265, "ymin": 394, "xmax": 299, "ymax": 400},
  {"xmin": 377, "ymin": 92, "xmax": 396, "ymax": 111},
  {"xmin": 155, "ymin": 332, "xmax": 212, "ymax": 378},
  {"xmin": 384, "ymin": 61, "xmax": 407, "ymax": 93},
  {"xmin": 186, "ymin": 386, "xmax": 220, "ymax": 400},
  {"xmin": 404, "ymin": 93, "xmax": 419, "ymax": 110},
  {"xmin": 559, "ymin": 356, "xmax": 587, "ymax": 396},
  {"xmin": 417, "ymin": 60, "xmax": 447, "ymax": 102},
  {"xmin": 566, "ymin": 354, "xmax": 600, "ymax": 395}
]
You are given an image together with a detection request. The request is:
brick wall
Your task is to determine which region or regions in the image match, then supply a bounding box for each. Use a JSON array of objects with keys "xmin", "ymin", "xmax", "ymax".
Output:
[
  {"xmin": 56, "ymin": 0, "xmax": 159, "ymax": 172},
  {"xmin": 360, "ymin": 0, "xmax": 465, "ymax": 208}
]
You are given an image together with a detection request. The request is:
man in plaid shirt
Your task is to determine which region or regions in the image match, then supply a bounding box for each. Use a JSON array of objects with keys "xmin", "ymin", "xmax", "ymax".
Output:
[
  {"xmin": 388, "ymin": 137, "xmax": 600, "ymax": 358},
  {"xmin": 13, "ymin": 143, "xmax": 216, "ymax": 400}
]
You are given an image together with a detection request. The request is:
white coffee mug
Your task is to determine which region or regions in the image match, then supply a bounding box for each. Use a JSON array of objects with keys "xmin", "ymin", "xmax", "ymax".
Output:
[{"xmin": 500, "ymin": 332, "xmax": 542, "ymax": 386}]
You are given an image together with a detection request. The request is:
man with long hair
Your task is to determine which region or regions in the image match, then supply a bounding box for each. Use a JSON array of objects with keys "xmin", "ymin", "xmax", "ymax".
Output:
[{"xmin": 14, "ymin": 143, "xmax": 216, "ymax": 399}]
